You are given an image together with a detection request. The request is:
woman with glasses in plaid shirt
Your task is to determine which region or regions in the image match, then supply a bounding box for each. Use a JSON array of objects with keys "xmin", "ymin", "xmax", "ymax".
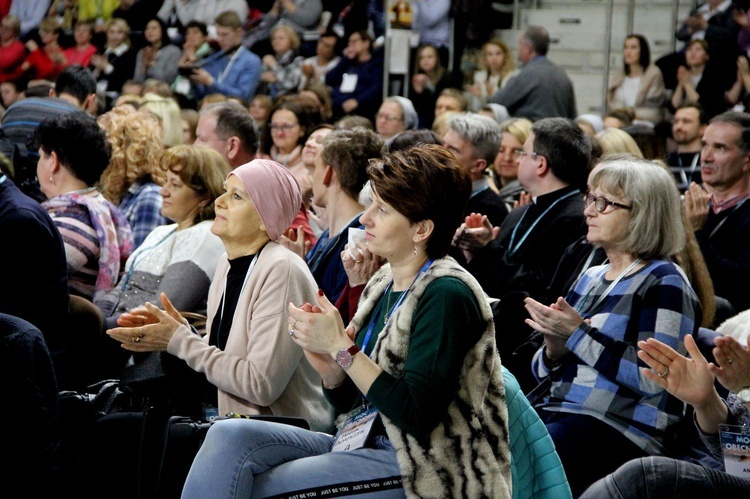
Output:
[{"xmin": 524, "ymin": 156, "xmax": 702, "ymax": 496}]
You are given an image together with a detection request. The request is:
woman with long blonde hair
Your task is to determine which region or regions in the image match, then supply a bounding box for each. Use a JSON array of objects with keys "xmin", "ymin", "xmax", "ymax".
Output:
[{"xmin": 466, "ymin": 39, "xmax": 516, "ymax": 111}]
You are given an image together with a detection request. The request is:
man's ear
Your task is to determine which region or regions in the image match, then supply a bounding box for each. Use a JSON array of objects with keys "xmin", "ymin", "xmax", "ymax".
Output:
[
  {"xmin": 469, "ymin": 158, "xmax": 488, "ymax": 177},
  {"xmin": 226, "ymin": 136, "xmax": 241, "ymax": 160},
  {"xmin": 84, "ymin": 93, "xmax": 97, "ymax": 112},
  {"xmin": 536, "ymin": 155, "xmax": 550, "ymax": 177},
  {"xmin": 323, "ymin": 164, "xmax": 334, "ymax": 186}
]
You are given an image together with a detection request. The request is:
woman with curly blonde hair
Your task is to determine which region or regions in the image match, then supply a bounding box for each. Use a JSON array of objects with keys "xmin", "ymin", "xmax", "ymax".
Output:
[{"xmin": 98, "ymin": 105, "xmax": 167, "ymax": 247}]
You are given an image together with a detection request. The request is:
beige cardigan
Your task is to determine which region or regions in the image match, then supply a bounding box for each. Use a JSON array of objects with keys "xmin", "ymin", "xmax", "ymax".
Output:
[
  {"xmin": 167, "ymin": 242, "xmax": 334, "ymax": 432},
  {"xmin": 607, "ymin": 64, "xmax": 666, "ymax": 124}
]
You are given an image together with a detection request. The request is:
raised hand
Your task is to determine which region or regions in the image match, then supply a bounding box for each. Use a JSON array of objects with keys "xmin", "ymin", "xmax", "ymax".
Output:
[{"xmin": 107, "ymin": 293, "xmax": 187, "ymax": 351}]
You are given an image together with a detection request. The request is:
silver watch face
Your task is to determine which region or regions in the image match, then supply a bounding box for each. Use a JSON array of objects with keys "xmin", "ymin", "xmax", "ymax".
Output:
[{"xmin": 336, "ymin": 349, "xmax": 353, "ymax": 368}]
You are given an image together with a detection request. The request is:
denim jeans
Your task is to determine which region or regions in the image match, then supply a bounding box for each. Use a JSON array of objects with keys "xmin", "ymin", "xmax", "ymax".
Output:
[
  {"xmin": 181, "ymin": 418, "xmax": 405, "ymax": 499},
  {"xmin": 580, "ymin": 456, "xmax": 750, "ymax": 498}
]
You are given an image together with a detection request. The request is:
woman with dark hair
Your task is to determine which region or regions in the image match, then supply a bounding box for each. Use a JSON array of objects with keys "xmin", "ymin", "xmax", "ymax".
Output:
[
  {"xmin": 409, "ymin": 43, "xmax": 461, "ymax": 129},
  {"xmin": 607, "ymin": 34, "xmax": 666, "ymax": 124},
  {"xmin": 260, "ymin": 100, "xmax": 313, "ymax": 174},
  {"xmin": 260, "ymin": 99, "xmax": 318, "ymax": 249},
  {"xmin": 670, "ymin": 39, "xmax": 729, "ymax": 119},
  {"xmin": 181, "ymin": 145, "xmax": 513, "ymax": 498},
  {"xmin": 37, "ymin": 112, "xmax": 133, "ymax": 302},
  {"xmin": 133, "ymin": 17, "xmax": 182, "ymax": 84}
]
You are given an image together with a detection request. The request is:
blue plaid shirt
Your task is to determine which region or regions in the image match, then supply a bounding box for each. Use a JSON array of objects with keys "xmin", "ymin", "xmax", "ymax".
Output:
[
  {"xmin": 533, "ymin": 259, "xmax": 701, "ymax": 455},
  {"xmin": 119, "ymin": 181, "xmax": 167, "ymax": 248}
]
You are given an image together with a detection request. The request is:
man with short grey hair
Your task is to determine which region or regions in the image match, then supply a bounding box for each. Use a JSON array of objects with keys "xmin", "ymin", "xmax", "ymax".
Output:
[
  {"xmin": 194, "ymin": 101, "xmax": 259, "ymax": 168},
  {"xmin": 442, "ymin": 112, "xmax": 508, "ymax": 227},
  {"xmin": 490, "ymin": 25, "xmax": 576, "ymax": 121}
]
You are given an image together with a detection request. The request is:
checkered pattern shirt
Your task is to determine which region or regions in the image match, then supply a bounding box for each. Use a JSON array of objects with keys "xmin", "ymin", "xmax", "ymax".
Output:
[
  {"xmin": 533, "ymin": 259, "xmax": 701, "ymax": 455},
  {"xmin": 119, "ymin": 181, "xmax": 167, "ymax": 249}
]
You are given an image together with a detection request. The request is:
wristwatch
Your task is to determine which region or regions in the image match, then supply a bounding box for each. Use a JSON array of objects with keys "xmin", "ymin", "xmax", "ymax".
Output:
[
  {"xmin": 738, "ymin": 387, "xmax": 750, "ymax": 403},
  {"xmin": 335, "ymin": 345, "xmax": 360, "ymax": 369}
]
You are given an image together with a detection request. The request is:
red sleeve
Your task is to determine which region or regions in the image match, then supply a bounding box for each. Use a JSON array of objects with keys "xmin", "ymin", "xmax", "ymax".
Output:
[
  {"xmin": 335, "ymin": 283, "xmax": 365, "ymax": 325},
  {"xmin": 288, "ymin": 204, "xmax": 317, "ymax": 249}
]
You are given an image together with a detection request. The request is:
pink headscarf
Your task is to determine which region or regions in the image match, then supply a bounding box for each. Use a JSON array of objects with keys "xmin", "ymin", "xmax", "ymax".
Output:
[{"xmin": 228, "ymin": 159, "xmax": 302, "ymax": 240}]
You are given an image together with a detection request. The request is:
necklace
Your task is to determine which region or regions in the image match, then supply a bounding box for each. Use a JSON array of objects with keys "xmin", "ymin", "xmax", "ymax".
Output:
[{"xmin": 384, "ymin": 289, "xmax": 407, "ymax": 323}]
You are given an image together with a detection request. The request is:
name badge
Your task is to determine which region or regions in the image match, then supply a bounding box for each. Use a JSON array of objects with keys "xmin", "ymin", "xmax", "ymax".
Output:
[
  {"xmin": 340, "ymin": 73, "xmax": 358, "ymax": 93},
  {"xmin": 175, "ymin": 77, "xmax": 191, "ymax": 95},
  {"xmin": 331, "ymin": 405, "xmax": 378, "ymax": 452}
]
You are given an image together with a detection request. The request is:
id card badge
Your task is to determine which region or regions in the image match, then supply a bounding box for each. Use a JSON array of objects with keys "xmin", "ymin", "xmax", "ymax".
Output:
[
  {"xmin": 175, "ymin": 77, "xmax": 191, "ymax": 95},
  {"xmin": 331, "ymin": 405, "xmax": 378, "ymax": 452},
  {"xmin": 719, "ymin": 424, "xmax": 750, "ymax": 478},
  {"xmin": 340, "ymin": 73, "xmax": 358, "ymax": 93},
  {"xmin": 333, "ymin": 23, "xmax": 345, "ymax": 38}
]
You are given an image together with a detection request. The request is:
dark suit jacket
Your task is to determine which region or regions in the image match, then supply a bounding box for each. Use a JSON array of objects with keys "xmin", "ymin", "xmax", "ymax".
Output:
[{"xmin": 465, "ymin": 185, "xmax": 586, "ymax": 300}]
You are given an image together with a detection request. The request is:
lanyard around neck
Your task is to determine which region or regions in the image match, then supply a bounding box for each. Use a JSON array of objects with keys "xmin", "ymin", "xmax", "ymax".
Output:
[
  {"xmin": 121, "ymin": 227, "xmax": 178, "ymax": 290},
  {"xmin": 507, "ymin": 190, "xmax": 579, "ymax": 257},
  {"xmin": 575, "ymin": 258, "xmax": 642, "ymax": 315},
  {"xmin": 360, "ymin": 259, "xmax": 434, "ymax": 357}
]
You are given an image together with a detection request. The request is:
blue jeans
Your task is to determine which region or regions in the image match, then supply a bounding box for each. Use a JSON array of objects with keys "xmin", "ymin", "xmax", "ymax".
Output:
[
  {"xmin": 181, "ymin": 419, "xmax": 405, "ymax": 499},
  {"xmin": 580, "ymin": 456, "xmax": 750, "ymax": 497}
]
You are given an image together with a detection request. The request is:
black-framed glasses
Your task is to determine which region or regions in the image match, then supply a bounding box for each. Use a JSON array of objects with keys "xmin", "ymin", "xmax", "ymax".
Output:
[
  {"xmin": 584, "ymin": 193, "xmax": 632, "ymax": 213},
  {"xmin": 512, "ymin": 148, "xmax": 542, "ymax": 160}
]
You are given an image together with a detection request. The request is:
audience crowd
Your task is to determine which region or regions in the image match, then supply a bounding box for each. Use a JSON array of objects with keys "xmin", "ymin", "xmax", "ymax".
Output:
[{"xmin": 3, "ymin": 1, "xmax": 750, "ymax": 497}]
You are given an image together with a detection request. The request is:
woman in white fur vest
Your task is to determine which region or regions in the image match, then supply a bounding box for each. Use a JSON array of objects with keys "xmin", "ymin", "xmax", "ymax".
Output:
[{"xmin": 181, "ymin": 144, "xmax": 513, "ymax": 498}]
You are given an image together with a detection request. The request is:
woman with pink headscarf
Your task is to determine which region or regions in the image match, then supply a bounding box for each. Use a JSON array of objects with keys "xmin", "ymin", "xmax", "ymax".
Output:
[{"xmin": 108, "ymin": 159, "xmax": 334, "ymax": 433}]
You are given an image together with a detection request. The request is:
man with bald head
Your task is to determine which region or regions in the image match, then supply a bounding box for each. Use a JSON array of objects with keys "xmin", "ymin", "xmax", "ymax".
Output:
[{"xmin": 490, "ymin": 25, "xmax": 576, "ymax": 121}]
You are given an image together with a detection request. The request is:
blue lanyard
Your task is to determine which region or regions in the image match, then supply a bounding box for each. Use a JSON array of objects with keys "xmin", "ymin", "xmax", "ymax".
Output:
[
  {"xmin": 120, "ymin": 227, "xmax": 178, "ymax": 290},
  {"xmin": 360, "ymin": 259, "xmax": 434, "ymax": 357},
  {"xmin": 507, "ymin": 190, "xmax": 579, "ymax": 257}
]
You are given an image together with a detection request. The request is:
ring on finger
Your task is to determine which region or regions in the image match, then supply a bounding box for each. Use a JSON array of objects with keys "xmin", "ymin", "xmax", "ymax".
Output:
[
  {"xmin": 133, "ymin": 336, "xmax": 140, "ymax": 343},
  {"xmin": 657, "ymin": 365, "xmax": 669, "ymax": 379},
  {"xmin": 289, "ymin": 328, "xmax": 296, "ymax": 338}
]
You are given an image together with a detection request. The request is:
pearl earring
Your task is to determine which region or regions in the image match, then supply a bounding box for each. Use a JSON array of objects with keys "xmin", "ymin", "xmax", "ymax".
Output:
[
  {"xmin": 414, "ymin": 244, "xmax": 417, "ymax": 255},
  {"xmin": 49, "ymin": 176, "xmax": 53, "ymax": 182}
]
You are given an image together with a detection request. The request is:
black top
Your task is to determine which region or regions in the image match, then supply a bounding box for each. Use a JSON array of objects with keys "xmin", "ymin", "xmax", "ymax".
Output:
[
  {"xmin": 466, "ymin": 185, "xmax": 586, "ymax": 300},
  {"xmin": 0, "ymin": 177, "xmax": 72, "ymax": 387},
  {"xmin": 209, "ymin": 252, "xmax": 258, "ymax": 351},
  {"xmin": 696, "ymin": 199, "xmax": 750, "ymax": 313}
]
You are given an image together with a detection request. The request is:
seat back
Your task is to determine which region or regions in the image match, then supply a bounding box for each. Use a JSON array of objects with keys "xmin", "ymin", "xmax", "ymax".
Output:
[{"xmin": 502, "ymin": 367, "xmax": 573, "ymax": 499}]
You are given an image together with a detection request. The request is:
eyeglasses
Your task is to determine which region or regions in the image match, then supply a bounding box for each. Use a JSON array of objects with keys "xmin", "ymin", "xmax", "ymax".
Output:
[
  {"xmin": 269, "ymin": 123, "xmax": 299, "ymax": 132},
  {"xmin": 584, "ymin": 193, "xmax": 632, "ymax": 213},
  {"xmin": 375, "ymin": 113, "xmax": 402, "ymax": 122},
  {"xmin": 512, "ymin": 148, "xmax": 542, "ymax": 160}
]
